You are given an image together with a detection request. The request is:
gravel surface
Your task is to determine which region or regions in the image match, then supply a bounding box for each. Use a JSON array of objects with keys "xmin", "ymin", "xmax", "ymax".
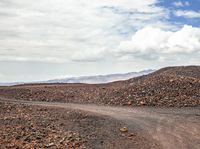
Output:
[
  {"xmin": 1, "ymin": 99, "xmax": 200, "ymax": 149},
  {"xmin": 0, "ymin": 100, "xmax": 160, "ymax": 149}
]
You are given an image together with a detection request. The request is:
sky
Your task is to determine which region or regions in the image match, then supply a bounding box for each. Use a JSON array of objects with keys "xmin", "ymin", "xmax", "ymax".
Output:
[{"xmin": 0, "ymin": 0, "xmax": 200, "ymax": 82}]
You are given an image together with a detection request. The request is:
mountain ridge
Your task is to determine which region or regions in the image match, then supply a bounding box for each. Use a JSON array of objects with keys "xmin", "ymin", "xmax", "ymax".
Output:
[{"xmin": 0, "ymin": 69, "xmax": 154, "ymax": 86}]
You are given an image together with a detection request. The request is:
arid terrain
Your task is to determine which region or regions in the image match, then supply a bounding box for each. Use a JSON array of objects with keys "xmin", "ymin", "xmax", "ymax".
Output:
[
  {"xmin": 0, "ymin": 66, "xmax": 200, "ymax": 107},
  {"xmin": 0, "ymin": 66, "xmax": 200, "ymax": 149},
  {"xmin": 0, "ymin": 100, "xmax": 163, "ymax": 149}
]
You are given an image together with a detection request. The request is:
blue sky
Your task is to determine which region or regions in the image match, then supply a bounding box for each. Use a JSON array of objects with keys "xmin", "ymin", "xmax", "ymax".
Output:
[
  {"xmin": 0, "ymin": 0, "xmax": 200, "ymax": 82},
  {"xmin": 158, "ymin": 0, "xmax": 200, "ymax": 11},
  {"xmin": 157, "ymin": 0, "xmax": 200, "ymax": 27}
]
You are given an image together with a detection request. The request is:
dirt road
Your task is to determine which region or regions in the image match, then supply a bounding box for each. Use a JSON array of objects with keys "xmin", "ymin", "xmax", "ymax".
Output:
[{"xmin": 0, "ymin": 98, "xmax": 199, "ymax": 149}]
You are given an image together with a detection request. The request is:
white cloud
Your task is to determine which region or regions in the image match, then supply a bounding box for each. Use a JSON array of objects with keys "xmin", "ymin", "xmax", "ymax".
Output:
[
  {"xmin": 173, "ymin": 2, "xmax": 184, "ymax": 7},
  {"xmin": 174, "ymin": 10, "xmax": 200, "ymax": 18},
  {"xmin": 0, "ymin": 0, "xmax": 169, "ymax": 63},
  {"xmin": 0, "ymin": 73, "xmax": 4, "ymax": 78},
  {"xmin": 172, "ymin": 1, "xmax": 190, "ymax": 7},
  {"xmin": 117, "ymin": 25, "xmax": 200, "ymax": 61},
  {"xmin": 71, "ymin": 48, "xmax": 106, "ymax": 62},
  {"xmin": 1, "ymin": 0, "xmax": 200, "ymax": 82},
  {"xmin": 0, "ymin": 55, "xmax": 69, "ymax": 63}
]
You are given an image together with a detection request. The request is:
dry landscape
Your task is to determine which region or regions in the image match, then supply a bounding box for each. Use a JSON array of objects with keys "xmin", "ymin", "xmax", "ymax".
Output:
[
  {"xmin": 0, "ymin": 66, "xmax": 200, "ymax": 149},
  {"xmin": 1, "ymin": 66, "xmax": 200, "ymax": 107}
]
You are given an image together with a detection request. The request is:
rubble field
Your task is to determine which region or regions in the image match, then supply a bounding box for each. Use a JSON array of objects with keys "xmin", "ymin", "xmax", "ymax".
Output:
[
  {"xmin": 0, "ymin": 102, "xmax": 160, "ymax": 149},
  {"xmin": 0, "ymin": 66, "xmax": 200, "ymax": 107}
]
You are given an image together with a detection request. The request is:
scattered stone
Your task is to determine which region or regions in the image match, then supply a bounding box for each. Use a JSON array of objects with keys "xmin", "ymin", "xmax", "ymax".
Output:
[
  {"xmin": 128, "ymin": 133, "xmax": 136, "ymax": 140},
  {"xmin": 140, "ymin": 101, "xmax": 146, "ymax": 106},
  {"xmin": 127, "ymin": 101, "xmax": 132, "ymax": 105},
  {"xmin": 0, "ymin": 103, "xmax": 86, "ymax": 149},
  {"xmin": 45, "ymin": 143, "xmax": 55, "ymax": 148},
  {"xmin": 120, "ymin": 127, "xmax": 128, "ymax": 133}
]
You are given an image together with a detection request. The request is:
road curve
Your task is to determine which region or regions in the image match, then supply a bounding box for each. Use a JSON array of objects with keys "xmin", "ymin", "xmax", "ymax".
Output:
[{"xmin": 0, "ymin": 98, "xmax": 200, "ymax": 149}]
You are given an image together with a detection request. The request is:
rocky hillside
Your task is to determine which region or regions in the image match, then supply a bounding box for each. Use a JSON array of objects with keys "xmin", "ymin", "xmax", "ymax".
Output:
[{"xmin": 0, "ymin": 66, "xmax": 200, "ymax": 107}]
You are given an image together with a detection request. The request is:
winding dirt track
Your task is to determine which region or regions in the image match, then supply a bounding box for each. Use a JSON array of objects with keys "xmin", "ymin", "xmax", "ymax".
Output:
[{"xmin": 0, "ymin": 98, "xmax": 200, "ymax": 149}]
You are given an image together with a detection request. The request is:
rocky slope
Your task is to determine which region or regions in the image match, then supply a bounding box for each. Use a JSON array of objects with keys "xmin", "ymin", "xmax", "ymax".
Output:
[{"xmin": 0, "ymin": 66, "xmax": 200, "ymax": 107}]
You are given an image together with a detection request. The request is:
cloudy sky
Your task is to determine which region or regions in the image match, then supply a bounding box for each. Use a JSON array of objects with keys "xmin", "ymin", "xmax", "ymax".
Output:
[{"xmin": 0, "ymin": 0, "xmax": 200, "ymax": 82}]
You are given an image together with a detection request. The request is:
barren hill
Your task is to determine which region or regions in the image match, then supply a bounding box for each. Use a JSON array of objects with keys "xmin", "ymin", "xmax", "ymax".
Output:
[{"xmin": 0, "ymin": 66, "xmax": 200, "ymax": 107}]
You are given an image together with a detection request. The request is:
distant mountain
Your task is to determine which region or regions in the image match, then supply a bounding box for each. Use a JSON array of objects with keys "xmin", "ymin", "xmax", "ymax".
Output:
[
  {"xmin": 44, "ymin": 70, "xmax": 154, "ymax": 84},
  {"xmin": 0, "ymin": 70, "xmax": 154, "ymax": 86},
  {"xmin": 0, "ymin": 82, "xmax": 22, "ymax": 86}
]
